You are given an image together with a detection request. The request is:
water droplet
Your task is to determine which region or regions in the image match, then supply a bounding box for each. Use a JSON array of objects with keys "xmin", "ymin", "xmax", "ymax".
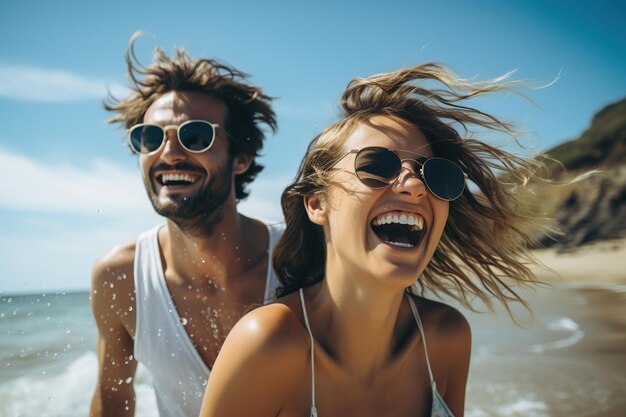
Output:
[
  {"xmin": 180, "ymin": 317, "xmax": 188, "ymax": 325},
  {"xmin": 125, "ymin": 377, "xmax": 133, "ymax": 384},
  {"xmin": 171, "ymin": 352, "xmax": 176, "ymax": 357},
  {"xmin": 128, "ymin": 306, "xmax": 133, "ymax": 311},
  {"xmin": 98, "ymin": 209, "xmax": 103, "ymax": 214}
]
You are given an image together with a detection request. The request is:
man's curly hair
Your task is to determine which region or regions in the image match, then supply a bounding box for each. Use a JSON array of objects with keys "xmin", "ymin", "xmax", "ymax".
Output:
[{"xmin": 105, "ymin": 32, "xmax": 277, "ymax": 200}]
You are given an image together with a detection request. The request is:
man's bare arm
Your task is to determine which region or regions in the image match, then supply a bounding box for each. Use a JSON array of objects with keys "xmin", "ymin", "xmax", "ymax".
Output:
[{"xmin": 90, "ymin": 245, "xmax": 137, "ymax": 417}]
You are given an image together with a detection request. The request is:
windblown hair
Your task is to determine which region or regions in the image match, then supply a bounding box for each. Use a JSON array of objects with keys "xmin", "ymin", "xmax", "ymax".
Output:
[
  {"xmin": 273, "ymin": 63, "xmax": 552, "ymax": 314},
  {"xmin": 105, "ymin": 32, "xmax": 277, "ymax": 200}
]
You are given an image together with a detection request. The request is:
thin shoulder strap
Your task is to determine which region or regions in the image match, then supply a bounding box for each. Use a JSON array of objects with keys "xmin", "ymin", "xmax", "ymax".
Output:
[
  {"xmin": 299, "ymin": 288, "xmax": 318, "ymax": 417},
  {"xmin": 407, "ymin": 295, "xmax": 435, "ymax": 384}
]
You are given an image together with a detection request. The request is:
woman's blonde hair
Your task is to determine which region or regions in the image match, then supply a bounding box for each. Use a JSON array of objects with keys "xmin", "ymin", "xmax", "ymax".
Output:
[{"xmin": 273, "ymin": 63, "xmax": 551, "ymax": 313}]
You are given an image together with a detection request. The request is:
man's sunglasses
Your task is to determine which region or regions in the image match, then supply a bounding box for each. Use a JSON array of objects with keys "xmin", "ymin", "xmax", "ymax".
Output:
[
  {"xmin": 128, "ymin": 120, "xmax": 221, "ymax": 154},
  {"xmin": 335, "ymin": 146, "xmax": 467, "ymax": 201}
]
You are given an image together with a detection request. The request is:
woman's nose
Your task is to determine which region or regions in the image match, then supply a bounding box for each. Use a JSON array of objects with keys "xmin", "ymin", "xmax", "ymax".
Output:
[{"xmin": 392, "ymin": 165, "xmax": 427, "ymax": 199}]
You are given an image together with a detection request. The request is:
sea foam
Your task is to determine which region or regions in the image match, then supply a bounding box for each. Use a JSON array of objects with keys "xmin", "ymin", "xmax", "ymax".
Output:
[
  {"xmin": 530, "ymin": 316, "xmax": 584, "ymax": 352},
  {"xmin": 0, "ymin": 351, "xmax": 157, "ymax": 417}
]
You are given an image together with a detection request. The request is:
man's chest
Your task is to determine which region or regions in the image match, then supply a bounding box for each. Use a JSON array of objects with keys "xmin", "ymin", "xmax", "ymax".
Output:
[{"xmin": 166, "ymin": 272, "xmax": 268, "ymax": 368}]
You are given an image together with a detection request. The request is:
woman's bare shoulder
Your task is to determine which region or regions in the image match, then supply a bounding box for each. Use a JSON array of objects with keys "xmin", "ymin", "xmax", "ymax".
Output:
[
  {"xmin": 218, "ymin": 294, "xmax": 310, "ymax": 369},
  {"xmin": 236, "ymin": 298, "xmax": 309, "ymax": 350},
  {"xmin": 202, "ymin": 295, "xmax": 310, "ymax": 417},
  {"xmin": 408, "ymin": 294, "xmax": 471, "ymax": 342}
]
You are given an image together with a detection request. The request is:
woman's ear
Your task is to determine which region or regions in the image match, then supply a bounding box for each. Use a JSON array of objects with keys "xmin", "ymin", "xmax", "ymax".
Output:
[
  {"xmin": 232, "ymin": 153, "xmax": 252, "ymax": 175},
  {"xmin": 304, "ymin": 194, "xmax": 328, "ymax": 226}
]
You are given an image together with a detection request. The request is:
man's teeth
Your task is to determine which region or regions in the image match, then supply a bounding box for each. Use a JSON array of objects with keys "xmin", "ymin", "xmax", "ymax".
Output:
[
  {"xmin": 161, "ymin": 173, "xmax": 197, "ymax": 184},
  {"xmin": 372, "ymin": 212, "xmax": 424, "ymax": 230}
]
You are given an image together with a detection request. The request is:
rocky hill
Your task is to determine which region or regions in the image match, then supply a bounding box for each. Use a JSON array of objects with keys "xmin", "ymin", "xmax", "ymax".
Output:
[{"xmin": 530, "ymin": 98, "xmax": 626, "ymax": 249}]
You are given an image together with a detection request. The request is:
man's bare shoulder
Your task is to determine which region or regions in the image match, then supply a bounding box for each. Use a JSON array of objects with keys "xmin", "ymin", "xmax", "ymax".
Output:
[
  {"xmin": 93, "ymin": 241, "xmax": 136, "ymax": 280},
  {"xmin": 91, "ymin": 241, "xmax": 137, "ymax": 332},
  {"xmin": 92, "ymin": 241, "xmax": 136, "ymax": 298}
]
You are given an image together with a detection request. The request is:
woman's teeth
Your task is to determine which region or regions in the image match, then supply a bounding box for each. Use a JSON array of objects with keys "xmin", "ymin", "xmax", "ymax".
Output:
[
  {"xmin": 370, "ymin": 211, "xmax": 426, "ymax": 249},
  {"xmin": 387, "ymin": 241, "xmax": 414, "ymax": 248},
  {"xmin": 371, "ymin": 211, "xmax": 424, "ymax": 230}
]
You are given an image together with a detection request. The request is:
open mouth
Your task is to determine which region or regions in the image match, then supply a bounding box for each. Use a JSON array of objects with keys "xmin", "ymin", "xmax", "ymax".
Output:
[
  {"xmin": 370, "ymin": 210, "xmax": 426, "ymax": 249},
  {"xmin": 157, "ymin": 173, "xmax": 200, "ymax": 187}
]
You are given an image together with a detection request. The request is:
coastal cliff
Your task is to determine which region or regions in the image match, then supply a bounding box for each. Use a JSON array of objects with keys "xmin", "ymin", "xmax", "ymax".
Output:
[{"xmin": 531, "ymin": 98, "xmax": 626, "ymax": 248}]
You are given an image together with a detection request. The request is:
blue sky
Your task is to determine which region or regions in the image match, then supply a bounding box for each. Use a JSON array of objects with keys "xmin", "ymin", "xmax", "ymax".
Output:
[{"xmin": 1, "ymin": 0, "xmax": 625, "ymax": 294}]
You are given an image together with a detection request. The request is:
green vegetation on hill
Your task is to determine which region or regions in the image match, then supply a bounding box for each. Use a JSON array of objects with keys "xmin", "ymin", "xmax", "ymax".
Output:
[
  {"xmin": 528, "ymin": 98, "xmax": 626, "ymax": 248},
  {"xmin": 546, "ymin": 98, "xmax": 626, "ymax": 172}
]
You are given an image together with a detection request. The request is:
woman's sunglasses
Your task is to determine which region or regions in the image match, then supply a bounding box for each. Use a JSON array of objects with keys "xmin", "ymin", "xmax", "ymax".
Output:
[
  {"xmin": 335, "ymin": 146, "xmax": 467, "ymax": 201},
  {"xmin": 128, "ymin": 120, "xmax": 221, "ymax": 154}
]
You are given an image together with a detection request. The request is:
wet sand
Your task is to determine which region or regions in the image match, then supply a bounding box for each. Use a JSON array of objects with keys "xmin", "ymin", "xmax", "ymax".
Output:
[
  {"xmin": 530, "ymin": 238, "xmax": 626, "ymax": 285},
  {"xmin": 463, "ymin": 239, "xmax": 626, "ymax": 417}
]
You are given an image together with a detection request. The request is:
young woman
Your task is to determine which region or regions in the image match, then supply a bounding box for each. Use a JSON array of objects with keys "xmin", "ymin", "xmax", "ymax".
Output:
[{"xmin": 199, "ymin": 63, "xmax": 547, "ymax": 417}]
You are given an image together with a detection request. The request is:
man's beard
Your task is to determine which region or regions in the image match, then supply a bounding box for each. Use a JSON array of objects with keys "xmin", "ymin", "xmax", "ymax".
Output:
[{"xmin": 145, "ymin": 158, "xmax": 234, "ymax": 238}]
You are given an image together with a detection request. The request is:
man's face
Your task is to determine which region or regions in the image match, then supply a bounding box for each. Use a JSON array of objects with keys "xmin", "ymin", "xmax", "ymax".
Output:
[{"xmin": 139, "ymin": 90, "xmax": 235, "ymax": 236}]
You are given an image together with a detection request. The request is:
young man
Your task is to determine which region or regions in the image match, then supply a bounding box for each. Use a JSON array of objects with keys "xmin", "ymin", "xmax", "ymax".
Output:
[{"xmin": 90, "ymin": 35, "xmax": 281, "ymax": 417}]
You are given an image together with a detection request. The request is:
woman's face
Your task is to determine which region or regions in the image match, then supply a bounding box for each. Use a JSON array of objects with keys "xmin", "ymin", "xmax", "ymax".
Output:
[{"xmin": 316, "ymin": 115, "xmax": 449, "ymax": 287}]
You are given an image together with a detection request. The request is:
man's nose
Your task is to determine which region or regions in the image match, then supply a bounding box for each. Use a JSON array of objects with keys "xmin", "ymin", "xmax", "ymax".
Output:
[{"xmin": 160, "ymin": 129, "xmax": 186, "ymax": 163}]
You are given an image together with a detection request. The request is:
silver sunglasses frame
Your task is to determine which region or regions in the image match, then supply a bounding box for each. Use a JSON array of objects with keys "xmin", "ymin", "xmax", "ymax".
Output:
[
  {"xmin": 335, "ymin": 147, "xmax": 468, "ymax": 201},
  {"xmin": 127, "ymin": 119, "xmax": 221, "ymax": 155}
]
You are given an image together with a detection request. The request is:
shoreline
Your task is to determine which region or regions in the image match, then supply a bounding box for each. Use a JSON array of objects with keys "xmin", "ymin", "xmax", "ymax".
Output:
[{"xmin": 529, "ymin": 238, "xmax": 626, "ymax": 285}]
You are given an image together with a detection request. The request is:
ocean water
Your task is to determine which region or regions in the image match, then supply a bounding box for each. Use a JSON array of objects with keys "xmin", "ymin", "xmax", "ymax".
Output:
[{"xmin": 1, "ymin": 283, "xmax": 625, "ymax": 417}]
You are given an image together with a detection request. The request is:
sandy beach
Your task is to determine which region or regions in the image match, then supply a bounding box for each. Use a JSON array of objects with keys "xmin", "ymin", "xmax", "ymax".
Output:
[{"xmin": 530, "ymin": 238, "xmax": 626, "ymax": 285}]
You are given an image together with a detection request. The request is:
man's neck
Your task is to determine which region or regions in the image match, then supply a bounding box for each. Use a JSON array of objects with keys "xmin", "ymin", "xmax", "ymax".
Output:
[{"xmin": 160, "ymin": 208, "xmax": 267, "ymax": 288}]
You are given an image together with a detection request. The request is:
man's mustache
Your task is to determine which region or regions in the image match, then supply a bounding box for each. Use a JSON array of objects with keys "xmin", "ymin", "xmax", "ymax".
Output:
[{"xmin": 151, "ymin": 162, "xmax": 205, "ymax": 174}]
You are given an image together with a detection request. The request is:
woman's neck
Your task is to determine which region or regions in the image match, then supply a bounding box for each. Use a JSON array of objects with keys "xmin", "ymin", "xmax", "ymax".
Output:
[{"xmin": 308, "ymin": 263, "xmax": 408, "ymax": 382}]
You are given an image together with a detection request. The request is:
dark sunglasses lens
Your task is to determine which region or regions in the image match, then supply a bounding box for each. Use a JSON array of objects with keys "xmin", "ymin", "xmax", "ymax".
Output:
[
  {"xmin": 355, "ymin": 148, "xmax": 401, "ymax": 188},
  {"xmin": 130, "ymin": 125, "xmax": 164, "ymax": 153},
  {"xmin": 179, "ymin": 121, "xmax": 215, "ymax": 152},
  {"xmin": 422, "ymin": 158, "xmax": 465, "ymax": 200}
]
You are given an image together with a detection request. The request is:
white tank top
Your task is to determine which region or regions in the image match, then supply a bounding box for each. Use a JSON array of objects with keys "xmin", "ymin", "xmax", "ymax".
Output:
[{"xmin": 133, "ymin": 220, "xmax": 284, "ymax": 417}]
